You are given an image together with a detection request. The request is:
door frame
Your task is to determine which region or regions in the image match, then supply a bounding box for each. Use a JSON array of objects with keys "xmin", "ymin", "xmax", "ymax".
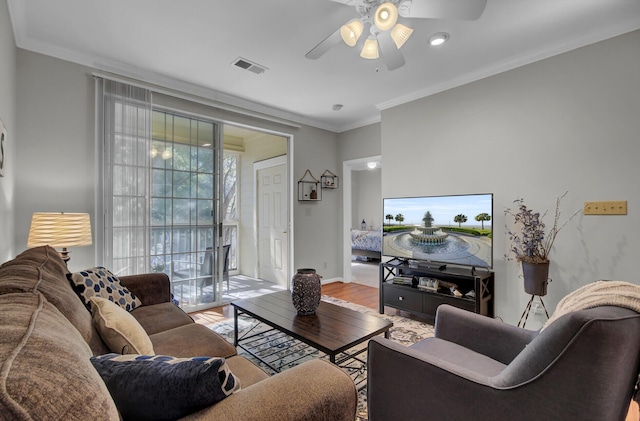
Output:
[
  {"xmin": 253, "ymin": 154, "xmax": 293, "ymax": 289},
  {"xmin": 342, "ymin": 155, "xmax": 382, "ymax": 285}
]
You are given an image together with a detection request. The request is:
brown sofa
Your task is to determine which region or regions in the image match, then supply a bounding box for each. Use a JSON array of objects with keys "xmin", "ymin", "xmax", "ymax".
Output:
[{"xmin": 0, "ymin": 246, "xmax": 357, "ymax": 420}]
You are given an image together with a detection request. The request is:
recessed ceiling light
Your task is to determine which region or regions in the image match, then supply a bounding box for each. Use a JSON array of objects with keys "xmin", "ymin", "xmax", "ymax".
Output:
[
  {"xmin": 332, "ymin": 104, "xmax": 344, "ymax": 111},
  {"xmin": 429, "ymin": 32, "xmax": 449, "ymax": 47}
]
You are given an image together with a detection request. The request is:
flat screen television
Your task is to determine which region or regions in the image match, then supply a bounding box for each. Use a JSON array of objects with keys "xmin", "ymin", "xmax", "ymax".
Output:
[{"xmin": 382, "ymin": 193, "xmax": 493, "ymax": 269}]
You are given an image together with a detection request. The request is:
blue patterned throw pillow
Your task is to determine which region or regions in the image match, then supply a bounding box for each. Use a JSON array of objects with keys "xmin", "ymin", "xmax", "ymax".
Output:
[
  {"xmin": 90, "ymin": 354, "xmax": 241, "ymax": 420},
  {"xmin": 68, "ymin": 267, "xmax": 141, "ymax": 312}
]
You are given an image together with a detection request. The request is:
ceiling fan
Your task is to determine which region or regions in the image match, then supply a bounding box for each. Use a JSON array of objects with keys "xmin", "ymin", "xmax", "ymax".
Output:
[{"xmin": 305, "ymin": 0, "xmax": 487, "ymax": 71}]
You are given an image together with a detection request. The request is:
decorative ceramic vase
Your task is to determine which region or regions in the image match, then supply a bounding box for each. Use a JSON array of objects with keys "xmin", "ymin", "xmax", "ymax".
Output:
[
  {"xmin": 292, "ymin": 268, "xmax": 321, "ymax": 315},
  {"xmin": 522, "ymin": 261, "xmax": 550, "ymax": 296}
]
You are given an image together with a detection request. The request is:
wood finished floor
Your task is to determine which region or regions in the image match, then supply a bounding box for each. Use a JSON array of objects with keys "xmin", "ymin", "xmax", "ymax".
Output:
[{"xmin": 190, "ymin": 281, "xmax": 422, "ymax": 325}]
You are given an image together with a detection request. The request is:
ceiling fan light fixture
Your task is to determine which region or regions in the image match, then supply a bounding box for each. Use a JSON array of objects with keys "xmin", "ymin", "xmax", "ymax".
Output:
[
  {"xmin": 340, "ymin": 19, "xmax": 364, "ymax": 47},
  {"xmin": 390, "ymin": 23, "xmax": 413, "ymax": 49},
  {"xmin": 374, "ymin": 2, "xmax": 398, "ymax": 32},
  {"xmin": 360, "ymin": 37, "xmax": 379, "ymax": 59},
  {"xmin": 429, "ymin": 32, "xmax": 450, "ymax": 46}
]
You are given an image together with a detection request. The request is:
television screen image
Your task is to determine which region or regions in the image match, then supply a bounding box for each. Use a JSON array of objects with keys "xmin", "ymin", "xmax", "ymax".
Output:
[{"xmin": 382, "ymin": 193, "xmax": 493, "ymax": 268}]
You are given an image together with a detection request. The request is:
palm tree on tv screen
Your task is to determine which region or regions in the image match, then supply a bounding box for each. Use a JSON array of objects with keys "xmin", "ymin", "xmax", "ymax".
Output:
[
  {"xmin": 454, "ymin": 214, "xmax": 467, "ymax": 227},
  {"xmin": 385, "ymin": 214, "xmax": 394, "ymax": 225},
  {"xmin": 475, "ymin": 213, "xmax": 491, "ymax": 230}
]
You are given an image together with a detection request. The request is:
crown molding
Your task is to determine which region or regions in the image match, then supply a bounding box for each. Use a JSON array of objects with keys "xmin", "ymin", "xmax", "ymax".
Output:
[
  {"xmin": 8, "ymin": 10, "xmax": 343, "ymax": 134},
  {"xmin": 376, "ymin": 19, "xmax": 640, "ymax": 111},
  {"xmin": 335, "ymin": 114, "xmax": 382, "ymax": 133},
  {"xmin": 10, "ymin": 0, "xmax": 640, "ymax": 134}
]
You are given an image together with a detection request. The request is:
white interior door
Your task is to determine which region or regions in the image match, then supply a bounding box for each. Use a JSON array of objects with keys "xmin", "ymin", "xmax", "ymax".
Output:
[{"xmin": 257, "ymin": 162, "xmax": 288, "ymax": 286}]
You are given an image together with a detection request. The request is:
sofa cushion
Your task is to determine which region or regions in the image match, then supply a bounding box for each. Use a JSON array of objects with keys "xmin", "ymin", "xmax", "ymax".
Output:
[
  {"xmin": 150, "ymin": 323, "xmax": 237, "ymax": 359},
  {"xmin": 225, "ymin": 355, "xmax": 270, "ymax": 387},
  {"xmin": 68, "ymin": 266, "xmax": 142, "ymax": 312},
  {"xmin": 90, "ymin": 353, "xmax": 241, "ymax": 421},
  {"xmin": 0, "ymin": 292, "xmax": 119, "ymax": 420},
  {"xmin": 90, "ymin": 297, "xmax": 155, "ymax": 355},
  {"xmin": 0, "ymin": 246, "xmax": 108, "ymax": 355},
  {"xmin": 130, "ymin": 301, "xmax": 195, "ymax": 335},
  {"xmin": 410, "ymin": 337, "xmax": 507, "ymax": 378}
]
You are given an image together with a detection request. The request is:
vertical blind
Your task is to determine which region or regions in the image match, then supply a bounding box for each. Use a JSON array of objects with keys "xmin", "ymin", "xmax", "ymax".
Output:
[{"xmin": 97, "ymin": 78, "xmax": 153, "ymax": 275}]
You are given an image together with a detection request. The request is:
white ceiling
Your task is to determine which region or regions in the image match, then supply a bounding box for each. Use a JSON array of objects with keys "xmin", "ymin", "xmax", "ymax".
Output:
[{"xmin": 8, "ymin": 0, "xmax": 640, "ymax": 133}]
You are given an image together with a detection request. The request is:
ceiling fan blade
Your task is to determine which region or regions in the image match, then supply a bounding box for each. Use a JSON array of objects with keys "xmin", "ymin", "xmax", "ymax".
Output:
[
  {"xmin": 305, "ymin": 28, "xmax": 343, "ymax": 59},
  {"xmin": 377, "ymin": 31, "xmax": 405, "ymax": 71},
  {"xmin": 328, "ymin": 0, "xmax": 357, "ymax": 4},
  {"xmin": 398, "ymin": 0, "xmax": 487, "ymax": 20}
]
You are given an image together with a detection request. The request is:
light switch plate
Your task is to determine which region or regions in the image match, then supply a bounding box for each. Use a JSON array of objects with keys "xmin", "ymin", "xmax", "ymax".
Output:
[{"xmin": 583, "ymin": 201, "xmax": 627, "ymax": 215}]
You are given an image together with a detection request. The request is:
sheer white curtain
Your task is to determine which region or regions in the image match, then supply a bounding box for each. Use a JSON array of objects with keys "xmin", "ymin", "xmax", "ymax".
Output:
[{"xmin": 96, "ymin": 78, "xmax": 152, "ymax": 275}]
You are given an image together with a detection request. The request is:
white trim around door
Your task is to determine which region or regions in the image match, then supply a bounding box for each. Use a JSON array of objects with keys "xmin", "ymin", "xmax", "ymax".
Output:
[
  {"xmin": 254, "ymin": 154, "xmax": 293, "ymax": 289},
  {"xmin": 342, "ymin": 155, "xmax": 382, "ymax": 285}
]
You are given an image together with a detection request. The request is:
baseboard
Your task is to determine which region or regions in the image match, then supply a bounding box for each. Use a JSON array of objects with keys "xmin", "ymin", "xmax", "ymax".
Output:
[{"xmin": 321, "ymin": 277, "xmax": 342, "ymax": 285}]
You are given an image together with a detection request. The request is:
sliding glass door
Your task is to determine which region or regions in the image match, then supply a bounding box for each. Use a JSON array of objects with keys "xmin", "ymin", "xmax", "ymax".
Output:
[
  {"xmin": 150, "ymin": 110, "xmax": 224, "ymax": 310},
  {"xmin": 99, "ymin": 78, "xmax": 236, "ymax": 311}
]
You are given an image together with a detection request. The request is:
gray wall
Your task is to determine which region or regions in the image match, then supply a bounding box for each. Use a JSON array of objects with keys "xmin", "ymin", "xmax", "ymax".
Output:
[
  {"xmin": 15, "ymin": 50, "xmax": 96, "ymax": 271},
  {"xmin": 352, "ymin": 169, "xmax": 382, "ymax": 230},
  {"xmin": 6, "ymin": 8, "xmax": 639, "ymax": 329},
  {"xmin": 338, "ymin": 123, "xmax": 381, "ymax": 162},
  {"xmin": 293, "ymin": 125, "xmax": 341, "ymax": 275},
  {"xmin": 381, "ymin": 30, "xmax": 640, "ymax": 327},
  {"xmin": 339, "ymin": 123, "xmax": 383, "ymax": 231},
  {"xmin": 0, "ymin": 0, "xmax": 17, "ymax": 262},
  {"xmin": 12, "ymin": 51, "xmax": 342, "ymax": 279}
]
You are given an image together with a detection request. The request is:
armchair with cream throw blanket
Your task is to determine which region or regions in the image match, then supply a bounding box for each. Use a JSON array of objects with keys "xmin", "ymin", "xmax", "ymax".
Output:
[
  {"xmin": 543, "ymin": 280, "xmax": 640, "ymax": 328},
  {"xmin": 368, "ymin": 280, "xmax": 640, "ymax": 421}
]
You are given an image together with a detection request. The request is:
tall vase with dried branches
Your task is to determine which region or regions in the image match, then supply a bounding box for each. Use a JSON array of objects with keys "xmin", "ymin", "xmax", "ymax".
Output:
[{"xmin": 505, "ymin": 191, "xmax": 580, "ymax": 296}]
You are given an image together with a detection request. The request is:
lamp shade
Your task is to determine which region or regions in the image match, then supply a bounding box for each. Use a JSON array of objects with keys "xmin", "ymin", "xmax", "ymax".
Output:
[
  {"xmin": 360, "ymin": 37, "xmax": 380, "ymax": 59},
  {"xmin": 340, "ymin": 19, "xmax": 364, "ymax": 47},
  {"xmin": 374, "ymin": 2, "xmax": 399, "ymax": 31},
  {"xmin": 391, "ymin": 23, "xmax": 414, "ymax": 49},
  {"xmin": 27, "ymin": 212, "xmax": 93, "ymax": 248}
]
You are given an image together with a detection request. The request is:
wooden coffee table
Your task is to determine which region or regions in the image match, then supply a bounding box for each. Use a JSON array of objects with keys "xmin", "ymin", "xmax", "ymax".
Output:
[{"xmin": 231, "ymin": 291, "xmax": 393, "ymax": 373}]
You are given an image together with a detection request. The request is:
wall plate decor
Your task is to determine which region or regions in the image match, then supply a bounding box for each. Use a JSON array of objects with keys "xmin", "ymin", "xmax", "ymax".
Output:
[
  {"xmin": 298, "ymin": 169, "xmax": 322, "ymax": 201},
  {"xmin": 321, "ymin": 170, "xmax": 339, "ymax": 189},
  {"xmin": 0, "ymin": 118, "xmax": 6, "ymax": 177}
]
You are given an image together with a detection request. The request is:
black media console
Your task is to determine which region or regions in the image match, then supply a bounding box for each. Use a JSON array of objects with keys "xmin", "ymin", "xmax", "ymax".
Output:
[{"xmin": 379, "ymin": 259, "xmax": 494, "ymax": 323}]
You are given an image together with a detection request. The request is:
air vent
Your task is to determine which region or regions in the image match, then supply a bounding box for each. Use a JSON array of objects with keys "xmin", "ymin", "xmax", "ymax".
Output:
[{"xmin": 232, "ymin": 57, "xmax": 268, "ymax": 75}]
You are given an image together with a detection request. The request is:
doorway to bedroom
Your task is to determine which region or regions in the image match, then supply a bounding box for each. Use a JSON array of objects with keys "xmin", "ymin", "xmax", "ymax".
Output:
[{"xmin": 342, "ymin": 156, "xmax": 382, "ymax": 289}]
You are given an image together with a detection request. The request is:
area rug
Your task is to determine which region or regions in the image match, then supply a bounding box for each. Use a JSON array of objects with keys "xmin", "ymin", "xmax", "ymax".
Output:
[{"xmin": 208, "ymin": 295, "xmax": 434, "ymax": 420}]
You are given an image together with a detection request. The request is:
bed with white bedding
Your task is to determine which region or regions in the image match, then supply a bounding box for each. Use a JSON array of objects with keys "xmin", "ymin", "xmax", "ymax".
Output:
[{"xmin": 351, "ymin": 229, "xmax": 382, "ymax": 260}]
